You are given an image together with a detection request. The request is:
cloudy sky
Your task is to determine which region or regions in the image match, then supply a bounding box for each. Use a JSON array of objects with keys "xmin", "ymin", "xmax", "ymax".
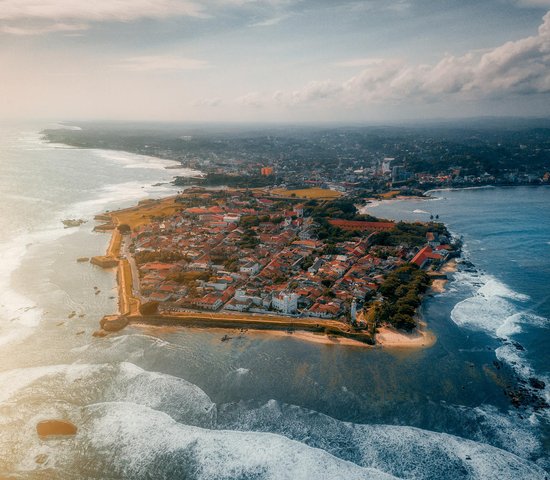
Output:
[{"xmin": 1, "ymin": 0, "xmax": 550, "ymax": 123}]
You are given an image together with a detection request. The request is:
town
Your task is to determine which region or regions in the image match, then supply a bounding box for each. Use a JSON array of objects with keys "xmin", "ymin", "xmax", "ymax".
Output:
[{"xmin": 103, "ymin": 187, "xmax": 459, "ymax": 337}]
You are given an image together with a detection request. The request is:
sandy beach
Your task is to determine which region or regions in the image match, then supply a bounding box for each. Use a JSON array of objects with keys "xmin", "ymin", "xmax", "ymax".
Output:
[
  {"xmin": 376, "ymin": 321, "xmax": 436, "ymax": 349},
  {"xmin": 431, "ymin": 258, "xmax": 458, "ymax": 293}
]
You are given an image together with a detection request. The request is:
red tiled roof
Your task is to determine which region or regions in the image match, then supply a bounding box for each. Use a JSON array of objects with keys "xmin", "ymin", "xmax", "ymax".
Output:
[{"xmin": 411, "ymin": 246, "xmax": 442, "ymax": 267}]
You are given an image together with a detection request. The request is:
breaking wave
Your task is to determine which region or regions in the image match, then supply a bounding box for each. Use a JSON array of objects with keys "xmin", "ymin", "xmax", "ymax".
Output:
[{"xmin": 0, "ymin": 362, "xmax": 546, "ymax": 479}]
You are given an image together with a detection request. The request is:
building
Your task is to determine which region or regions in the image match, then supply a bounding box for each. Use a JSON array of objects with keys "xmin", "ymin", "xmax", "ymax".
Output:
[
  {"xmin": 411, "ymin": 246, "xmax": 443, "ymax": 269},
  {"xmin": 261, "ymin": 167, "xmax": 274, "ymax": 176},
  {"xmin": 272, "ymin": 292, "xmax": 299, "ymax": 314}
]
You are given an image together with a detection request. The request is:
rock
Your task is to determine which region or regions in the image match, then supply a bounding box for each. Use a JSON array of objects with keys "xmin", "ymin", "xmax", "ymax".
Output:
[
  {"xmin": 68, "ymin": 312, "xmax": 76, "ymax": 319},
  {"xmin": 35, "ymin": 454, "xmax": 48, "ymax": 464},
  {"xmin": 529, "ymin": 377, "xmax": 546, "ymax": 390},
  {"xmin": 76, "ymin": 257, "xmax": 90, "ymax": 263},
  {"xmin": 512, "ymin": 341, "xmax": 525, "ymax": 351},
  {"xmin": 62, "ymin": 219, "xmax": 86, "ymax": 228},
  {"xmin": 36, "ymin": 420, "xmax": 77, "ymax": 438},
  {"xmin": 92, "ymin": 329, "xmax": 108, "ymax": 337},
  {"xmin": 100, "ymin": 315, "xmax": 128, "ymax": 332},
  {"xmin": 75, "ymin": 330, "xmax": 85, "ymax": 335}
]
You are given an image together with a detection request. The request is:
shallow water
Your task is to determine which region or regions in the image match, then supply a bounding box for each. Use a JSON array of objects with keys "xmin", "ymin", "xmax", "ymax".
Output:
[{"xmin": 0, "ymin": 124, "xmax": 547, "ymax": 478}]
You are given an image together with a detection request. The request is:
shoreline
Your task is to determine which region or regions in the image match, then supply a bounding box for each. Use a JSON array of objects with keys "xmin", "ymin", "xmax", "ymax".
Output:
[
  {"xmin": 430, "ymin": 258, "xmax": 458, "ymax": 293},
  {"xmin": 376, "ymin": 320, "xmax": 436, "ymax": 349}
]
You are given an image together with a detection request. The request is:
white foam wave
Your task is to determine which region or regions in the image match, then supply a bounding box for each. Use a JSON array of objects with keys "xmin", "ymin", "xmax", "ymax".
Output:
[
  {"xmin": 0, "ymin": 224, "xmax": 72, "ymax": 347},
  {"xmin": 217, "ymin": 400, "xmax": 547, "ymax": 480},
  {"xmin": 77, "ymin": 402, "xmax": 397, "ymax": 480},
  {"xmin": 450, "ymin": 271, "xmax": 531, "ymax": 335},
  {"xmin": 0, "ymin": 362, "xmax": 216, "ymax": 427},
  {"xmin": 92, "ymin": 149, "xmax": 201, "ymax": 175},
  {"xmin": 413, "ymin": 209, "xmax": 429, "ymax": 214}
]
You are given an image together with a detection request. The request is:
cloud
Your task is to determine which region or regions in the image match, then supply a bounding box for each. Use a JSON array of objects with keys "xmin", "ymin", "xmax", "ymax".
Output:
[
  {"xmin": 236, "ymin": 92, "xmax": 264, "ymax": 107},
  {"xmin": 263, "ymin": 11, "xmax": 550, "ymax": 108},
  {"xmin": 117, "ymin": 55, "xmax": 210, "ymax": 72},
  {"xmin": 334, "ymin": 58, "xmax": 397, "ymax": 68},
  {"xmin": 193, "ymin": 97, "xmax": 222, "ymax": 107},
  {"xmin": 0, "ymin": 0, "xmax": 206, "ymax": 35},
  {"xmin": 250, "ymin": 14, "xmax": 289, "ymax": 27},
  {"xmin": 0, "ymin": 0, "xmax": 205, "ymax": 22},
  {"xmin": 0, "ymin": 22, "xmax": 89, "ymax": 35}
]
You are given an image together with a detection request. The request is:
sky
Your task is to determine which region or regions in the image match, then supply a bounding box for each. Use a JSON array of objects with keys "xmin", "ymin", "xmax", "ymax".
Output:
[{"xmin": 1, "ymin": 0, "xmax": 550, "ymax": 123}]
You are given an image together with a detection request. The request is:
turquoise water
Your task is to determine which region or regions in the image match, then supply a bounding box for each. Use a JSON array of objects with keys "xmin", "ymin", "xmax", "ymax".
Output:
[{"xmin": 0, "ymin": 124, "xmax": 547, "ymax": 479}]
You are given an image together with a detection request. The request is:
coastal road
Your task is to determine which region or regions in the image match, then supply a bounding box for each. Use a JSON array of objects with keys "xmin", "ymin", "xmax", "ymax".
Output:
[{"xmin": 120, "ymin": 235, "xmax": 142, "ymax": 301}]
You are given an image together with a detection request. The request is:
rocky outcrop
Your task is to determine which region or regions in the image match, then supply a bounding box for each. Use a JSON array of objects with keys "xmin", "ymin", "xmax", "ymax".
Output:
[
  {"xmin": 62, "ymin": 219, "xmax": 86, "ymax": 228},
  {"xmin": 93, "ymin": 223, "xmax": 115, "ymax": 232},
  {"xmin": 100, "ymin": 315, "xmax": 128, "ymax": 332},
  {"xmin": 90, "ymin": 256, "xmax": 118, "ymax": 268},
  {"xmin": 36, "ymin": 420, "xmax": 77, "ymax": 438}
]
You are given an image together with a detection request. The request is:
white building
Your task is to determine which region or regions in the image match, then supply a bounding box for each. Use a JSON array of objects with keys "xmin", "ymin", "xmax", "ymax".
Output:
[
  {"xmin": 239, "ymin": 262, "xmax": 261, "ymax": 276},
  {"xmin": 272, "ymin": 292, "xmax": 299, "ymax": 314}
]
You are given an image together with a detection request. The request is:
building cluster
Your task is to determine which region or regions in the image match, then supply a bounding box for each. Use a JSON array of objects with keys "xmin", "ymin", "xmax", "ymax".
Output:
[{"xmin": 128, "ymin": 189, "xmax": 451, "ymax": 324}]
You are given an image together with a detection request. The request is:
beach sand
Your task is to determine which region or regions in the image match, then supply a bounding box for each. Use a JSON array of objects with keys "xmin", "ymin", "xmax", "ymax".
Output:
[
  {"xmin": 376, "ymin": 322, "xmax": 436, "ymax": 349},
  {"xmin": 430, "ymin": 258, "xmax": 458, "ymax": 293}
]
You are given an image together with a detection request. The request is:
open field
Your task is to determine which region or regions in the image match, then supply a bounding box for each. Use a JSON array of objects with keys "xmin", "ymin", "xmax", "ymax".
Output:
[
  {"xmin": 270, "ymin": 187, "xmax": 342, "ymax": 200},
  {"xmin": 108, "ymin": 196, "xmax": 182, "ymax": 230},
  {"xmin": 377, "ymin": 190, "xmax": 401, "ymax": 199}
]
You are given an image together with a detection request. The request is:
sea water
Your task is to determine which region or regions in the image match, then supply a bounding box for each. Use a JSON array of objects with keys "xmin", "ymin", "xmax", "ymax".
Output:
[{"xmin": 0, "ymin": 124, "xmax": 548, "ymax": 479}]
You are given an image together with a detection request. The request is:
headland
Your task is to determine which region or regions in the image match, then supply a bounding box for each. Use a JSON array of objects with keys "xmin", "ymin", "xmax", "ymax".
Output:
[{"xmin": 89, "ymin": 187, "xmax": 460, "ymax": 348}]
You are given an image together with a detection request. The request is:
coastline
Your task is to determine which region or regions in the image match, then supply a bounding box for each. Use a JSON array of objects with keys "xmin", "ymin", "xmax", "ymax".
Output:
[
  {"xmin": 376, "ymin": 320, "xmax": 436, "ymax": 349},
  {"xmin": 430, "ymin": 258, "xmax": 458, "ymax": 294}
]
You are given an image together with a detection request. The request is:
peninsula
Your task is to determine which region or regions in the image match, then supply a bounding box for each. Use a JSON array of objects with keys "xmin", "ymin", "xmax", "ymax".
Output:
[{"xmin": 90, "ymin": 187, "xmax": 459, "ymax": 346}]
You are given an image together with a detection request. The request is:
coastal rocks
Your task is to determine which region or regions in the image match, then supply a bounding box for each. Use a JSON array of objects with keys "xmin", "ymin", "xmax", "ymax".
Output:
[
  {"xmin": 528, "ymin": 377, "xmax": 546, "ymax": 390},
  {"xmin": 92, "ymin": 329, "xmax": 108, "ymax": 337},
  {"xmin": 36, "ymin": 420, "xmax": 77, "ymax": 438},
  {"xmin": 90, "ymin": 256, "xmax": 118, "ymax": 268},
  {"xmin": 100, "ymin": 315, "xmax": 128, "ymax": 332},
  {"xmin": 93, "ymin": 222, "xmax": 115, "ymax": 232},
  {"xmin": 62, "ymin": 218, "xmax": 86, "ymax": 228}
]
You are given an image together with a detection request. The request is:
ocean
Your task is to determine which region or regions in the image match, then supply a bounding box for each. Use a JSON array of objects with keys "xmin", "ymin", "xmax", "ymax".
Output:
[{"xmin": 0, "ymin": 123, "xmax": 548, "ymax": 479}]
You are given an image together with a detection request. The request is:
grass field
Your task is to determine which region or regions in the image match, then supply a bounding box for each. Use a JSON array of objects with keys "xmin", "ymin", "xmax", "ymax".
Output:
[
  {"xmin": 271, "ymin": 187, "xmax": 342, "ymax": 200},
  {"xmin": 378, "ymin": 190, "xmax": 401, "ymax": 199},
  {"xmin": 109, "ymin": 196, "xmax": 182, "ymax": 230}
]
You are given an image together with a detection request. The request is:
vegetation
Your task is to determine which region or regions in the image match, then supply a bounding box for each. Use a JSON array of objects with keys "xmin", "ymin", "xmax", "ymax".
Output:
[
  {"xmin": 271, "ymin": 187, "xmax": 342, "ymax": 200},
  {"xmin": 166, "ymin": 270, "xmax": 210, "ymax": 284},
  {"xmin": 374, "ymin": 264, "xmax": 431, "ymax": 331},
  {"xmin": 370, "ymin": 222, "xmax": 448, "ymax": 248}
]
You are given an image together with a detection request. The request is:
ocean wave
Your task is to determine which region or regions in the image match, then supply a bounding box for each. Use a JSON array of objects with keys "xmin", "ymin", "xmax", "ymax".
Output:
[
  {"xmin": 217, "ymin": 400, "xmax": 546, "ymax": 480},
  {"xmin": 0, "ymin": 362, "xmax": 216, "ymax": 427},
  {"xmin": 0, "ymin": 362, "xmax": 546, "ymax": 479},
  {"xmin": 0, "ymin": 224, "xmax": 73, "ymax": 348},
  {"xmin": 413, "ymin": 209, "xmax": 430, "ymax": 214},
  {"xmin": 72, "ymin": 402, "xmax": 398, "ymax": 480},
  {"xmin": 94, "ymin": 149, "xmax": 178, "ymax": 170},
  {"xmin": 450, "ymin": 271, "xmax": 531, "ymax": 335}
]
